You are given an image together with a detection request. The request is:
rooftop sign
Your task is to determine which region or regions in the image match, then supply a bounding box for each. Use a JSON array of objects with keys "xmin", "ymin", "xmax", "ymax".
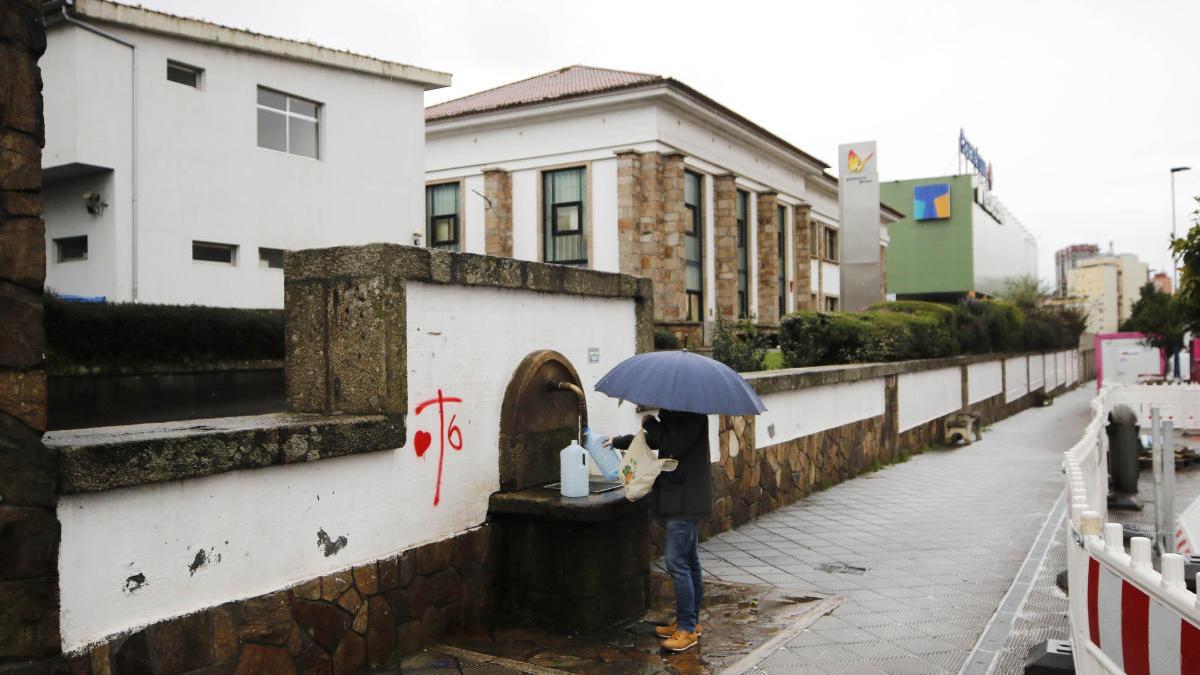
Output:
[{"xmin": 959, "ymin": 128, "xmax": 993, "ymax": 190}]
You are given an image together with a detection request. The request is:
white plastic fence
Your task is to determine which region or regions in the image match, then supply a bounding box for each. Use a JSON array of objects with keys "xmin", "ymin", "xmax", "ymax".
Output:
[{"xmin": 1063, "ymin": 384, "xmax": 1200, "ymax": 674}]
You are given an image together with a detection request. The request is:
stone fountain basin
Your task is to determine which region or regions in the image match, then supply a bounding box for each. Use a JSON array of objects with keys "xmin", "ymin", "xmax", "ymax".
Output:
[{"xmin": 488, "ymin": 481, "xmax": 645, "ymax": 523}]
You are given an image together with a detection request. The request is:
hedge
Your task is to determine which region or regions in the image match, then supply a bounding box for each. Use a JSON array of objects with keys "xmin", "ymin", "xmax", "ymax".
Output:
[
  {"xmin": 45, "ymin": 295, "xmax": 284, "ymax": 372},
  {"xmin": 780, "ymin": 299, "xmax": 1084, "ymax": 368}
]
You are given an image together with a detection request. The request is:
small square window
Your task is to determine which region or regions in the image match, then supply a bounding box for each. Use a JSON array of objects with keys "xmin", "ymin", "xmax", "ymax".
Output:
[
  {"xmin": 55, "ymin": 235, "xmax": 88, "ymax": 262},
  {"xmin": 258, "ymin": 247, "xmax": 284, "ymax": 269},
  {"xmin": 256, "ymin": 86, "xmax": 320, "ymax": 159},
  {"xmin": 193, "ymin": 241, "xmax": 237, "ymax": 265},
  {"xmin": 167, "ymin": 61, "xmax": 202, "ymax": 88}
]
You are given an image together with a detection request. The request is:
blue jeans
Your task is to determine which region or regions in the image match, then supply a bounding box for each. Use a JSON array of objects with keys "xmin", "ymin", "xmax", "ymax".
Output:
[{"xmin": 664, "ymin": 518, "xmax": 703, "ymax": 632}]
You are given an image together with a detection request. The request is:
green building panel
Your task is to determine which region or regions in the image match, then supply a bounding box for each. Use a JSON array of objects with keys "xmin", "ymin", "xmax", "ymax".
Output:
[{"xmin": 880, "ymin": 175, "xmax": 975, "ymax": 296}]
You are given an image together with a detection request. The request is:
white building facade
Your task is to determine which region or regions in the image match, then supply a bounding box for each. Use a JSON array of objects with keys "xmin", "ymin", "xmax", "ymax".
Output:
[
  {"xmin": 41, "ymin": 0, "xmax": 449, "ymax": 307},
  {"xmin": 424, "ymin": 66, "xmax": 894, "ymax": 344}
]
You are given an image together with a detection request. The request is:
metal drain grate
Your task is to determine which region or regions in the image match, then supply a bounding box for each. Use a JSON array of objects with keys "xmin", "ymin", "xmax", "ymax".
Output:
[{"xmin": 815, "ymin": 562, "xmax": 867, "ymax": 575}]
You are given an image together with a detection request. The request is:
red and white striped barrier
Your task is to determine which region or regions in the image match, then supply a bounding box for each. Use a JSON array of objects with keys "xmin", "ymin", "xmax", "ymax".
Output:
[{"xmin": 1064, "ymin": 385, "xmax": 1200, "ymax": 675}]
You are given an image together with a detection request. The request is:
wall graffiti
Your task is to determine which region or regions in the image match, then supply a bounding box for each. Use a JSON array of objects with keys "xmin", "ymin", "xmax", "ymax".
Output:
[{"xmin": 413, "ymin": 389, "xmax": 464, "ymax": 505}]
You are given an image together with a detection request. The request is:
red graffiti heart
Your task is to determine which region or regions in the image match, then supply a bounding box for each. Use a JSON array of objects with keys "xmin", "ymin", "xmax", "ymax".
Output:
[{"xmin": 413, "ymin": 430, "xmax": 432, "ymax": 457}]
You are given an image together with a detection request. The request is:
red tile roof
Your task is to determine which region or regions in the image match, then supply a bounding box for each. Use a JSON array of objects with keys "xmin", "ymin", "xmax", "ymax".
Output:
[{"xmin": 425, "ymin": 65, "xmax": 662, "ymax": 121}]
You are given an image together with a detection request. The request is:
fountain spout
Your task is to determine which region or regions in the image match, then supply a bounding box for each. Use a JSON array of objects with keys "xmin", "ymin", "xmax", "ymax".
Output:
[{"xmin": 547, "ymin": 380, "xmax": 587, "ymax": 443}]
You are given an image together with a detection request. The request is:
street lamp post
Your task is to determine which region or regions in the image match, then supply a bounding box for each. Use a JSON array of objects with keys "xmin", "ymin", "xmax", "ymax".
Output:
[
  {"xmin": 1170, "ymin": 166, "xmax": 1190, "ymax": 379},
  {"xmin": 1171, "ymin": 166, "xmax": 1191, "ymax": 290}
]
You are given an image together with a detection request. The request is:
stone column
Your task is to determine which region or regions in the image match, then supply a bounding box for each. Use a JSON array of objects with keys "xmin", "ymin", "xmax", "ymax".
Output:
[
  {"xmin": 657, "ymin": 152, "xmax": 687, "ymax": 323},
  {"xmin": 793, "ymin": 203, "xmax": 813, "ymax": 311},
  {"xmin": 713, "ymin": 174, "xmax": 739, "ymax": 321},
  {"xmin": 755, "ymin": 193, "xmax": 779, "ymax": 325},
  {"xmin": 483, "ymin": 168, "xmax": 512, "ymax": 258},
  {"xmin": 0, "ymin": 1, "xmax": 60, "ymax": 667},
  {"xmin": 614, "ymin": 150, "xmax": 688, "ymax": 325}
]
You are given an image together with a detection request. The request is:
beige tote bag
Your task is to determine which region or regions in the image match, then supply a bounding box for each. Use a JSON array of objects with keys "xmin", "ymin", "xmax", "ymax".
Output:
[{"xmin": 618, "ymin": 430, "xmax": 677, "ymax": 502}]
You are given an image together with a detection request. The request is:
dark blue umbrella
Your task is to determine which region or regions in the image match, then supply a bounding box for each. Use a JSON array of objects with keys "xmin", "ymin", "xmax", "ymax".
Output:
[{"xmin": 594, "ymin": 350, "xmax": 766, "ymax": 415}]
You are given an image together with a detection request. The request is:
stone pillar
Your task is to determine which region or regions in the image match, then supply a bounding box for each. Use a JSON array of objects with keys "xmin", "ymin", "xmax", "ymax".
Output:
[
  {"xmin": 755, "ymin": 193, "xmax": 779, "ymax": 325},
  {"xmin": 483, "ymin": 168, "xmax": 512, "ymax": 258},
  {"xmin": 614, "ymin": 150, "xmax": 688, "ymax": 324},
  {"xmin": 0, "ymin": 1, "xmax": 60, "ymax": 668},
  {"xmin": 793, "ymin": 203, "xmax": 813, "ymax": 312},
  {"xmin": 713, "ymin": 174, "xmax": 739, "ymax": 321}
]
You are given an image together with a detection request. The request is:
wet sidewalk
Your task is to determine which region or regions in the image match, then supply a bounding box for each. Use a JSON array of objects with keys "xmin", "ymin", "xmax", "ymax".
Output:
[{"xmin": 700, "ymin": 386, "xmax": 1095, "ymax": 674}]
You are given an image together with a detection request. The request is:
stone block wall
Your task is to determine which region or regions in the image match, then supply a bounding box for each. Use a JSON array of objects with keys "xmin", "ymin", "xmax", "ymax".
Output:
[
  {"xmin": 793, "ymin": 203, "xmax": 813, "ymax": 312},
  {"xmin": 615, "ymin": 150, "xmax": 689, "ymax": 324},
  {"xmin": 63, "ymin": 527, "xmax": 495, "ymax": 675},
  {"xmin": 755, "ymin": 193, "xmax": 780, "ymax": 326},
  {"xmin": 0, "ymin": 3, "xmax": 60, "ymax": 672},
  {"xmin": 713, "ymin": 174, "xmax": 739, "ymax": 321},
  {"xmin": 483, "ymin": 169, "xmax": 512, "ymax": 258}
]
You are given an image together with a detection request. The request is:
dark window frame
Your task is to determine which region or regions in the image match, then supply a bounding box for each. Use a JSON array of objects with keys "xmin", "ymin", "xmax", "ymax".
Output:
[
  {"xmin": 166, "ymin": 60, "xmax": 202, "ymax": 88},
  {"xmin": 55, "ymin": 235, "xmax": 88, "ymax": 262},
  {"xmin": 256, "ymin": 86, "xmax": 321, "ymax": 159},
  {"xmin": 425, "ymin": 183, "xmax": 461, "ymax": 252},
  {"xmin": 684, "ymin": 171, "xmax": 704, "ymax": 322},
  {"xmin": 258, "ymin": 247, "xmax": 285, "ymax": 270},
  {"xmin": 736, "ymin": 190, "xmax": 749, "ymax": 319},
  {"xmin": 192, "ymin": 240, "xmax": 238, "ymax": 265},
  {"xmin": 824, "ymin": 227, "xmax": 839, "ymax": 263},
  {"xmin": 778, "ymin": 204, "xmax": 787, "ymax": 318},
  {"xmin": 543, "ymin": 167, "xmax": 588, "ymax": 266}
]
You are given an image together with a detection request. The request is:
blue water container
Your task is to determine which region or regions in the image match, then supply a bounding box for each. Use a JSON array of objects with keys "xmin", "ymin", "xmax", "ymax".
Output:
[
  {"xmin": 582, "ymin": 426, "xmax": 621, "ymax": 481},
  {"xmin": 559, "ymin": 441, "xmax": 589, "ymax": 498}
]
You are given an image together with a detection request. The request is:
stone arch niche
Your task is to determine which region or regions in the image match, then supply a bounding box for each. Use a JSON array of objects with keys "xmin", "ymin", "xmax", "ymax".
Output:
[{"xmin": 497, "ymin": 350, "xmax": 587, "ymax": 492}]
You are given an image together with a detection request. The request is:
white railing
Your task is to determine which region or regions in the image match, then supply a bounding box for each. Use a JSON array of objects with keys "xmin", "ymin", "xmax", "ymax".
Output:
[{"xmin": 1063, "ymin": 384, "xmax": 1200, "ymax": 674}]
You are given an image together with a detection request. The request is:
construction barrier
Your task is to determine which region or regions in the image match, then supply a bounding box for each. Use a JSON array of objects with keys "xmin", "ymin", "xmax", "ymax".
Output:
[{"xmin": 1063, "ymin": 384, "xmax": 1200, "ymax": 674}]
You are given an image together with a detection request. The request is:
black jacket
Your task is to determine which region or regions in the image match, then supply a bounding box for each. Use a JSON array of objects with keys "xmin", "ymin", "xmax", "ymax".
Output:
[{"xmin": 613, "ymin": 411, "xmax": 712, "ymax": 520}]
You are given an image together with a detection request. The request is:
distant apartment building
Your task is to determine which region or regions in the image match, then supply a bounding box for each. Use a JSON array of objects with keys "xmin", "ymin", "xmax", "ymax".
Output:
[
  {"xmin": 423, "ymin": 66, "xmax": 899, "ymax": 344},
  {"xmin": 1152, "ymin": 271, "xmax": 1173, "ymax": 294},
  {"xmin": 1055, "ymin": 243, "xmax": 1101, "ymax": 297},
  {"xmin": 879, "ymin": 175, "xmax": 1037, "ymax": 301},
  {"xmin": 41, "ymin": 0, "xmax": 449, "ymax": 307},
  {"xmin": 1067, "ymin": 254, "xmax": 1149, "ymax": 333}
]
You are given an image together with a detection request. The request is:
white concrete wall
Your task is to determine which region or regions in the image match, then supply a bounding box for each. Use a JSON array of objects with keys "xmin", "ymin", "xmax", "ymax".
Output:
[
  {"xmin": 1005, "ymin": 355, "xmax": 1029, "ymax": 402},
  {"xmin": 511, "ymin": 169, "xmax": 538, "ymax": 261},
  {"xmin": 755, "ymin": 379, "xmax": 886, "ymax": 448},
  {"xmin": 463, "ymin": 174, "xmax": 486, "ymax": 255},
  {"xmin": 968, "ymin": 361, "xmax": 1003, "ymax": 404},
  {"xmin": 43, "ymin": 23, "xmax": 428, "ymax": 308},
  {"xmin": 591, "ymin": 158, "xmax": 619, "ymax": 273},
  {"xmin": 57, "ymin": 282, "xmax": 641, "ymax": 652},
  {"xmin": 971, "ymin": 201, "xmax": 1038, "ymax": 297},
  {"xmin": 898, "ymin": 367, "xmax": 963, "ymax": 432},
  {"xmin": 1030, "ymin": 353, "xmax": 1046, "ymax": 391},
  {"xmin": 821, "ymin": 261, "xmax": 841, "ymax": 298}
]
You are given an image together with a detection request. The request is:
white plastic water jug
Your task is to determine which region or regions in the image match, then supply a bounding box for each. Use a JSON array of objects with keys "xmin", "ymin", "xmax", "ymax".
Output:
[
  {"xmin": 582, "ymin": 426, "xmax": 620, "ymax": 481},
  {"xmin": 559, "ymin": 440, "xmax": 589, "ymax": 498}
]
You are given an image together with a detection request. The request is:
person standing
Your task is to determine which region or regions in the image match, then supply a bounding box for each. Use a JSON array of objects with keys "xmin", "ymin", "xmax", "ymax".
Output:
[{"xmin": 609, "ymin": 409, "xmax": 712, "ymax": 652}]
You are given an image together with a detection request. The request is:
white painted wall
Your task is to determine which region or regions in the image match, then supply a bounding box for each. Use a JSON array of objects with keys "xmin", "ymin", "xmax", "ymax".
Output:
[
  {"xmin": 1005, "ymin": 355, "xmax": 1029, "ymax": 402},
  {"xmin": 43, "ymin": 22, "xmax": 428, "ymax": 308},
  {"xmin": 967, "ymin": 361, "xmax": 1003, "ymax": 404},
  {"xmin": 511, "ymin": 169, "xmax": 538, "ymax": 261},
  {"xmin": 754, "ymin": 379, "xmax": 886, "ymax": 448},
  {"xmin": 591, "ymin": 158, "xmax": 619, "ymax": 273},
  {"xmin": 1030, "ymin": 354, "xmax": 1046, "ymax": 391},
  {"xmin": 821, "ymin": 261, "xmax": 841, "ymax": 297},
  {"xmin": 57, "ymin": 282, "xmax": 641, "ymax": 652},
  {"xmin": 463, "ymin": 174, "xmax": 486, "ymax": 255},
  {"xmin": 897, "ymin": 367, "xmax": 963, "ymax": 432},
  {"xmin": 971, "ymin": 200, "xmax": 1038, "ymax": 297}
]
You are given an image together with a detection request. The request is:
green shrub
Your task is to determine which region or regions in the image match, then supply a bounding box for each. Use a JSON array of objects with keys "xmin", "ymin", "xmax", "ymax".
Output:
[
  {"xmin": 711, "ymin": 320, "xmax": 768, "ymax": 373},
  {"xmin": 45, "ymin": 295, "xmax": 284, "ymax": 372},
  {"xmin": 779, "ymin": 312, "xmax": 831, "ymax": 366},
  {"xmin": 653, "ymin": 328, "xmax": 680, "ymax": 350}
]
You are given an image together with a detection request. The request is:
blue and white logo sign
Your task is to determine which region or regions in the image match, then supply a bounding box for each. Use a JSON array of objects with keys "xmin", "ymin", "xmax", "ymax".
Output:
[{"xmin": 959, "ymin": 128, "xmax": 993, "ymax": 190}]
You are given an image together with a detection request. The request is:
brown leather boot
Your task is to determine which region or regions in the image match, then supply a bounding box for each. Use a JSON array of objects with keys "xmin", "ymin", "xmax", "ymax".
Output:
[
  {"xmin": 661, "ymin": 630, "xmax": 700, "ymax": 652},
  {"xmin": 655, "ymin": 621, "xmax": 702, "ymax": 638}
]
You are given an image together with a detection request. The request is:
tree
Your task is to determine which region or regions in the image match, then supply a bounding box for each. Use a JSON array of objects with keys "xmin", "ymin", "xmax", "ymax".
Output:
[
  {"xmin": 998, "ymin": 275, "xmax": 1052, "ymax": 310},
  {"xmin": 1120, "ymin": 283, "xmax": 1185, "ymax": 355},
  {"xmin": 1170, "ymin": 196, "xmax": 1200, "ymax": 334}
]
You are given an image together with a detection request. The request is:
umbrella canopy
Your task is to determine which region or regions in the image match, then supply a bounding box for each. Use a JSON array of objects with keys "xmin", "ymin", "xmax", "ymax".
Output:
[{"xmin": 594, "ymin": 350, "xmax": 766, "ymax": 415}]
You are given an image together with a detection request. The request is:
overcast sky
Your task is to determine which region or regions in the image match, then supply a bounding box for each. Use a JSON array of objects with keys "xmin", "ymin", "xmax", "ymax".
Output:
[{"xmin": 124, "ymin": 0, "xmax": 1200, "ymax": 286}]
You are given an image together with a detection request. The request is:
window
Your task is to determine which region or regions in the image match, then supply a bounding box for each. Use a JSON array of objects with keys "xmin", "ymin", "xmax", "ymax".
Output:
[
  {"xmin": 193, "ymin": 241, "xmax": 237, "ymax": 265},
  {"xmin": 55, "ymin": 235, "xmax": 87, "ymax": 262},
  {"xmin": 543, "ymin": 167, "xmax": 586, "ymax": 265},
  {"xmin": 257, "ymin": 87, "xmax": 320, "ymax": 159},
  {"xmin": 825, "ymin": 296, "xmax": 840, "ymax": 312},
  {"xmin": 425, "ymin": 183, "xmax": 460, "ymax": 252},
  {"xmin": 166, "ymin": 60, "xmax": 202, "ymax": 88},
  {"xmin": 777, "ymin": 204, "xmax": 787, "ymax": 318},
  {"xmin": 258, "ymin": 247, "xmax": 284, "ymax": 269},
  {"xmin": 736, "ymin": 190, "xmax": 749, "ymax": 319},
  {"xmin": 684, "ymin": 171, "xmax": 704, "ymax": 322},
  {"xmin": 809, "ymin": 221, "xmax": 820, "ymax": 259},
  {"xmin": 824, "ymin": 227, "xmax": 839, "ymax": 262}
]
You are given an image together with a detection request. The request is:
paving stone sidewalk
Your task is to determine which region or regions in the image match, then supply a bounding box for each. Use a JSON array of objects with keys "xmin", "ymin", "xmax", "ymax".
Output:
[{"xmin": 697, "ymin": 386, "xmax": 1095, "ymax": 675}]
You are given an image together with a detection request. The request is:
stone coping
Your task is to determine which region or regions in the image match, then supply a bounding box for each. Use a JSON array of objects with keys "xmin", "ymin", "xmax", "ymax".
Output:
[
  {"xmin": 744, "ymin": 350, "xmax": 1078, "ymax": 397},
  {"xmin": 488, "ymin": 485, "xmax": 649, "ymax": 523},
  {"xmin": 286, "ymin": 243, "xmax": 653, "ymax": 301},
  {"xmin": 46, "ymin": 413, "xmax": 404, "ymax": 494}
]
